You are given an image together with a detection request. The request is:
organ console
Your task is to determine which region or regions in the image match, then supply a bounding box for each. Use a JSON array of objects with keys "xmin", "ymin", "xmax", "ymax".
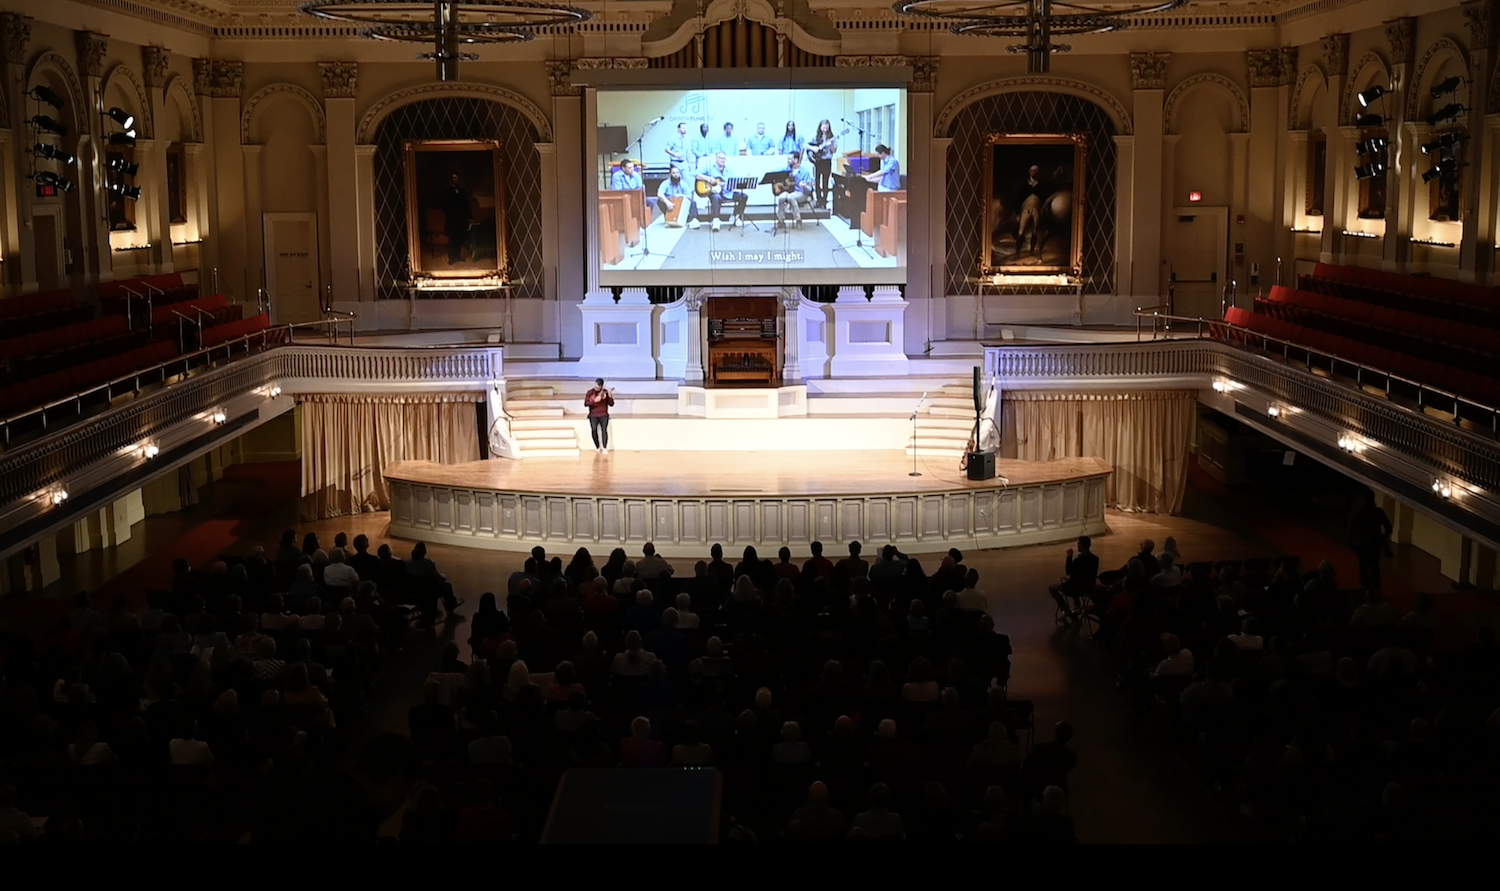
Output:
[{"xmin": 705, "ymin": 296, "xmax": 779, "ymax": 386}]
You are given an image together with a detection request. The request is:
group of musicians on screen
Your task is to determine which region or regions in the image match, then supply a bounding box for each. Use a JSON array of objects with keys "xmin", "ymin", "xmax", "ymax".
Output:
[{"xmin": 607, "ymin": 118, "xmax": 900, "ymax": 234}]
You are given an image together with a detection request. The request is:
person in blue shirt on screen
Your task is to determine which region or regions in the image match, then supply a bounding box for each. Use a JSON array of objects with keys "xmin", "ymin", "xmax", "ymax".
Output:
[
  {"xmin": 717, "ymin": 122, "xmax": 742, "ymax": 157},
  {"xmin": 779, "ymin": 121, "xmax": 805, "ymax": 156},
  {"xmin": 746, "ymin": 122, "xmax": 776, "ymax": 156},
  {"xmin": 610, "ymin": 158, "xmax": 644, "ymax": 192},
  {"xmin": 656, "ymin": 164, "xmax": 700, "ymax": 229},
  {"xmin": 690, "ymin": 123, "xmax": 713, "ymax": 172},
  {"xmin": 665, "ymin": 122, "xmax": 689, "ymax": 166},
  {"xmin": 774, "ymin": 153, "xmax": 816, "ymax": 230},
  {"xmin": 862, "ymin": 144, "xmax": 902, "ymax": 191}
]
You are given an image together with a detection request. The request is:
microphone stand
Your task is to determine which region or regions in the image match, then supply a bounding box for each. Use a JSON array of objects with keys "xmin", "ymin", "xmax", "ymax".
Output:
[
  {"xmin": 908, "ymin": 391, "xmax": 928, "ymax": 477},
  {"xmin": 624, "ymin": 119, "xmax": 664, "ymax": 264},
  {"xmin": 838, "ymin": 118, "xmax": 877, "ymax": 254}
]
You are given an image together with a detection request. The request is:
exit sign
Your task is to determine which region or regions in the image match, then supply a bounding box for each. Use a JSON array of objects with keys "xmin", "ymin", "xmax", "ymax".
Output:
[
  {"xmin": 35, "ymin": 182, "xmax": 58, "ymax": 198},
  {"xmin": 1188, "ymin": 190, "xmax": 1203, "ymax": 203}
]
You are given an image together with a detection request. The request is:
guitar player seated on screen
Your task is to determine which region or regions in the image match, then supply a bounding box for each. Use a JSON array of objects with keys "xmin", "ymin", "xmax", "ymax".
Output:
[
  {"xmin": 656, "ymin": 164, "xmax": 701, "ymax": 230},
  {"xmin": 774, "ymin": 153, "xmax": 815, "ymax": 231},
  {"xmin": 695, "ymin": 152, "xmax": 749, "ymax": 232}
]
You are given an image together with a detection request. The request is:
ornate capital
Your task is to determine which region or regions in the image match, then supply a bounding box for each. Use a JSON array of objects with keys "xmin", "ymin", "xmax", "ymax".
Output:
[
  {"xmin": 1246, "ymin": 48, "xmax": 1296, "ymax": 87},
  {"xmin": 911, "ymin": 56, "xmax": 939, "ymax": 92},
  {"xmin": 1385, "ymin": 17, "xmax": 1416, "ymax": 65},
  {"xmin": 684, "ymin": 290, "xmax": 708, "ymax": 311},
  {"xmin": 1464, "ymin": 0, "xmax": 1494, "ymax": 51},
  {"xmin": 142, "ymin": 45, "xmax": 169, "ymax": 90},
  {"xmin": 1322, "ymin": 33, "xmax": 1349, "ymax": 75},
  {"xmin": 75, "ymin": 30, "xmax": 108, "ymax": 79},
  {"xmin": 1129, "ymin": 52, "xmax": 1170, "ymax": 90},
  {"xmin": 0, "ymin": 13, "xmax": 30, "ymax": 65},
  {"xmin": 545, "ymin": 61, "xmax": 578, "ymax": 96},
  {"xmin": 319, "ymin": 62, "xmax": 357, "ymax": 98},
  {"xmin": 574, "ymin": 57, "xmax": 649, "ymax": 70},
  {"xmin": 194, "ymin": 58, "xmax": 243, "ymax": 99}
]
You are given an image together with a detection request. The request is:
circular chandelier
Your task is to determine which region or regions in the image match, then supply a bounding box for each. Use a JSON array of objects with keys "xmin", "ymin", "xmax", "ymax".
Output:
[
  {"xmin": 893, "ymin": 0, "xmax": 1188, "ymax": 71},
  {"xmin": 300, "ymin": 1, "xmax": 591, "ymax": 79}
]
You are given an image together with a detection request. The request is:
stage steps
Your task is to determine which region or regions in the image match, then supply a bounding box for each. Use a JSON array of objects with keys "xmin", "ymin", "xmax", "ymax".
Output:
[
  {"xmin": 503, "ymin": 385, "xmax": 582, "ymax": 457},
  {"xmin": 905, "ymin": 383, "xmax": 978, "ymax": 460}
]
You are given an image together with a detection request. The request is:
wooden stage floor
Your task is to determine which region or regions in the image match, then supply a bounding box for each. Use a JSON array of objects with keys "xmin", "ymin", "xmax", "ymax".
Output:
[{"xmin": 385, "ymin": 451, "xmax": 1111, "ymax": 498}]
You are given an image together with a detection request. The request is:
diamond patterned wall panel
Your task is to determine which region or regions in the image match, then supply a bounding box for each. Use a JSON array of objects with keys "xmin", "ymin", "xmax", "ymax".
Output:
[
  {"xmin": 374, "ymin": 99, "xmax": 543, "ymax": 300},
  {"xmin": 946, "ymin": 93, "xmax": 1117, "ymax": 296}
]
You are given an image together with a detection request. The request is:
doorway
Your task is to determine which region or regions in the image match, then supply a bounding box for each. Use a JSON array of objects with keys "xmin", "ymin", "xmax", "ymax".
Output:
[
  {"xmin": 262, "ymin": 213, "xmax": 320, "ymax": 324},
  {"xmin": 1168, "ymin": 206, "xmax": 1229, "ymax": 319},
  {"xmin": 32, "ymin": 208, "xmax": 65, "ymax": 292}
]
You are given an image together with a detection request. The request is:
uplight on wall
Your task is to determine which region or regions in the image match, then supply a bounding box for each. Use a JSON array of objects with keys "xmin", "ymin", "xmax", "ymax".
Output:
[
  {"xmin": 1432, "ymin": 479, "xmax": 1452, "ymax": 500},
  {"xmin": 1337, "ymin": 434, "xmax": 1365, "ymax": 454},
  {"xmin": 141, "ymin": 443, "xmax": 160, "ymax": 460},
  {"xmin": 1267, "ymin": 405, "xmax": 1280, "ymax": 418},
  {"xmin": 211, "ymin": 410, "xmax": 227, "ymax": 425},
  {"xmin": 51, "ymin": 489, "xmax": 69, "ymax": 506},
  {"xmin": 1211, "ymin": 379, "xmax": 1227, "ymax": 392}
]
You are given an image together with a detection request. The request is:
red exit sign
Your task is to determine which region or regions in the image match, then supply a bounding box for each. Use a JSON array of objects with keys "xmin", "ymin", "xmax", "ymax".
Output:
[{"xmin": 35, "ymin": 182, "xmax": 59, "ymax": 198}]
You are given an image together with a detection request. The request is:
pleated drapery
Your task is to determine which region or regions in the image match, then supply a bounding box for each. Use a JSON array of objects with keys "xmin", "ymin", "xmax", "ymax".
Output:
[
  {"xmin": 299, "ymin": 393, "xmax": 480, "ymax": 520},
  {"xmin": 1000, "ymin": 390, "xmax": 1194, "ymax": 514}
]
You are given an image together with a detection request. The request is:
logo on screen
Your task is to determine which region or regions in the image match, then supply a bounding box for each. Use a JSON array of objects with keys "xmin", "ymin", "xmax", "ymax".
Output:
[{"xmin": 678, "ymin": 91, "xmax": 706, "ymax": 118}]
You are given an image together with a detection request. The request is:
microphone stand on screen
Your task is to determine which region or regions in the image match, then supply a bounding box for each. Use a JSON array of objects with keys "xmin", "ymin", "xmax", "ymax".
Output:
[
  {"xmin": 624, "ymin": 117, "xmax": 666, "ymax": 267},
  {"xmin": 835, "ymin": 118, "xmax": 877, "ymax": 262}
]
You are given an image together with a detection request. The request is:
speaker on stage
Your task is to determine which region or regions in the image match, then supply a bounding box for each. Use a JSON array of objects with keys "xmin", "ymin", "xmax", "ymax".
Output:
[
  {"xmin": 972, "ymin": 366, "xmax": 983, "ymax": 414},
  {"xmin": 966, "ymin": 450, "xmax": 996, "ymax": 481},
  {"xmin": 597, "ymin": 126, "xmax": 629, "ymax": 156}
]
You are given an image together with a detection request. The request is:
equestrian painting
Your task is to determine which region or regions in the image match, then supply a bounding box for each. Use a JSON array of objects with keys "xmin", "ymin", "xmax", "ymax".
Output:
[{"xmin": 981, "ymin": 133, "xmax": 1086, "ymax": 278}]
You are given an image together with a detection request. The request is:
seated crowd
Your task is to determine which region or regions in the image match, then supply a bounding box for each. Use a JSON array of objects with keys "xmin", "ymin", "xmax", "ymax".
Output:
[{"xmin": 1052, "ymin": 534, "xmax": 1500, "ymax": 843}]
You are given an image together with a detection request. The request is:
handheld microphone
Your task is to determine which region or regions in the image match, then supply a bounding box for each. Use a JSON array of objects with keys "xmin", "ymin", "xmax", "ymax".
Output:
[{"xmin": 647, "ymin": 116, "xmax": 665, "ymax": 125}]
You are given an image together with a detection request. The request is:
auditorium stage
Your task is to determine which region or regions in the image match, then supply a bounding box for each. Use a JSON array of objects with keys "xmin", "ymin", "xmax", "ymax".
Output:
[{"xmin": 384, "ymin": 450, "xmax": 1110, "ymax": 556}]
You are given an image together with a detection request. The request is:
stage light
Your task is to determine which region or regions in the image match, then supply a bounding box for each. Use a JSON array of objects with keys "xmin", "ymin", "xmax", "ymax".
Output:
[
  {"xmin": 1267, "ymin": 405, "xmax": 1280, "ymax": 418},
  {"xmin": 1428, "ymin": 103, "xmax": 1464, "ymax": 125},
  {"xmin": 108, "ymin": 132, "xmax": 136, "ymax": 147},
  {"xmin": 141, "ymin": 443, "xmax": 160, "ymax": 459},
  {"xmin": 212, "ymin": 410, "xmax": 227, "ymax": 425},
  {"xmin": 51, "ymin": 488, "xmax": 69, "ymax": 506},
  {"xmin": 1421, "ymin": 133, "xmax": 1463, "ymax": 155},
  {"xmin": 1421, "ymin": 157, "xmax": 1460, "ymax": 184},
  {"xmin": 1358, "ymin": 86, "xmax": 1388, "ymax": 107},
  {"xmin": 107, "ymin": 157, "xmax": 140, "ymax": 176},
  {"xmin": 1354, "ymin": 161, "xmax": 1386, "ymax": 180},
  {"xmin": 107, "ymin": 107, "xmax": 135, "ymax": 130},
  {"xmin": 32, "ymin": 143, "xmax": 75, "ymax": 164},
  {"xmin": 1355, "ymin": 137, "xmax": 1387, "ymax": 155},
  {"xmin": 1354, "ymin": 114, "xmax": 1384, "ymax": 128},
  {"xmin": 1431, "ymin": 76, "xmax": 1463, "ymax": 98},
  {"xmin": 107, "ymin": 181, "xmax": 142, "ymax": 200},
  {"xmin": 28, "ymin": 85, "xmax": 64, "ymax": 109},
  {"xmin": 34, "ymin": 171, "xmax": 74, "ymax": 192},
  {"xmin": 29, "ymin": 114, "xmax": 67, "ymax": 136}
]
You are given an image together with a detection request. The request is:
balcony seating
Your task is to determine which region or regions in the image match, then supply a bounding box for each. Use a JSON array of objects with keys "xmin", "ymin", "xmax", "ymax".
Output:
[
  {"xmin": 150, "ymin": 294, "xmax": 243, "ymax": 332},
  {"xmin": 202, "ymin": 313, "xmax": 274, "ymax": 349},
  {"xmin": 0, "ymin": 340, "xmax": 178, "ymax": 419},
  {"xmin": 0, "ymin": 315, "xmax": 137, "ymax": 370},
  {"xmin": 98, "ymin": 272, "xmax": 202, "ymax": 312},
  {"xmin": 0, "ymin": 289, "xmax": 94, "ymax": 336},
  {"xmin": 1299, "ymin": 262, "xmax": 1500, "ymax": 328}
]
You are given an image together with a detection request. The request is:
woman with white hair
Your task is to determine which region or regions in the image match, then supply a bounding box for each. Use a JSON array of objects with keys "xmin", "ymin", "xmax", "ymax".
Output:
[
  {"xmin": 674, "ymin": 593, "xmax": 700, "ymax": 630},
  {"xmin": 502, "ymin": 659, "xmax": 536, "ymax": 703},
  {"xmin": 612, "ymin": 631, "xmax": 658, "ymax": 677}
]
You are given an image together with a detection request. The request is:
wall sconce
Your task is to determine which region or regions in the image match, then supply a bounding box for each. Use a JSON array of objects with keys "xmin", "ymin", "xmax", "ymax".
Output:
[
  {"xmin": 1432, "ymin": 479, "xmax": 1452, "ymax": 500},
  {"xmin": 1267, "ymin": 405, "xmax": 1280, "ymax": 418},
  {"xmin": 268, "ymin": 385, "xmax": 282, "ymax": 398},
  {"xmin": 211, "ymin": 410, "xmax": 227, "ymax": 425},
  {"xmin": 1337, "ymin": 434, "xmax": 1363, "ymax": 454},
  {"xmin": 51, "ymin": 489, "xmax": 69, "ymax": 506},
  {"xmin": 1211, "ymin": 379, "xmax": 1227, "ymax": 393},
  {"xmin": 141, "ymin": 443, "xmax": 160, "ymax": 459}
]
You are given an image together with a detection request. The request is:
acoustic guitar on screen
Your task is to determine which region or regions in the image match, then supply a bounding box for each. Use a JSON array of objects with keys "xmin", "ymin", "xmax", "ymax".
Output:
[{"xmin": 695, "ymin": 175, "xmax": 759, "ymax": 197}]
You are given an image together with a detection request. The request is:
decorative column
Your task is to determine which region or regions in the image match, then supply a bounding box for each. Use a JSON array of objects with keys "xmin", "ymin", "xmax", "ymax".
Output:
[
  {"xmin": 1460, "ymin": 0, "xmax": 1496, "ymax": 282},
  {"xmin": 1130, "ymin": 52, "xmax": 1169, "ymax": 299},
  {"xmin": 75, "ymin": 30, "xmax": 112, "ymax": 286},
  {"xmin": 1, "ymin": 13, "xmax": 35, "ymax": 292},
  {"xmin": 551, "ymin": 66, "xmax": 586, "ymax": 357},
  {"xmin": 320, "ymin": 62, "xmax": 359, "ymax": 305},
  {"xmin": 1382, "ymin": 18, "xmax": 1416, "ymax": 269},
  {"xmin": 780, "ymin": 290, "xmax": 801, "ymax": 383},
  {"xmin": 928, "ymin": 135, "xmax": 952, "ymax": 342},
  {"xmin": 684, "ymin": 289, "xmax": 705, "ymax": 384},
  {"xmin": 533, "ymin": 141, "xmax": 556, "ymax": 344},
  {"xmin": 183, "ymin": 143, "xmax": 209, "ymax": 287},
  {"xmin": 903, "ymin": 57, "xmax": 937, "ymax": 354},
  {"xmin": 196, "ymin": 59, "xmax": 245, "ymax": 299},
  {"xmin": 830, "ymin": 285, "xmax": 910, "ymax": 377},
  {"xmin": 135, "ymin": 46, "xmax": 169, "ymax": 274},
  {"xmin": 242, "ymin": 144, "xmax": 264, "ymax": 311},
  {"xmin": 578, "ymin": 285, "xmax": 655, "ymax": 379},
  {"xmin": 1112, "ymin": 135, "xmax": 1135, "ymax": 299},
  {"xmin": 1247, "ymin": 48, "xmax": 1295, "ymax": 283},
  {"xmin": 1319, "ymin": 34, "xmax": 1349, "ymax": 263},
  {"xmin": 354, "ymin": 144, "xmax": 376, "ymax": 302}
]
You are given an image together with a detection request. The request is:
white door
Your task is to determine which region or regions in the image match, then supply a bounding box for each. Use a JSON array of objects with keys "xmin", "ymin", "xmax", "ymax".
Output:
[
  {"xmin": 263, "ymin": 213, "xmax": 320, "ymax": 324},
  {"xmin": 1168, "ymin": 207, "xmax": 1229, "ymax": 320},
  {"xmin": 32, "ymin": 209, "xmax": 65, "ymax": 292}
]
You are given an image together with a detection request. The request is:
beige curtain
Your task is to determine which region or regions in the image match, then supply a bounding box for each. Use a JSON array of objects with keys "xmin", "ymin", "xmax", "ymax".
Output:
[
  {"xmin": 1002, "ymin": 390, "xmax": 1194, "ymax": 515},
  {"xmin": 299, "ymin": 393, "xmax": 481, "ymax": 520}
]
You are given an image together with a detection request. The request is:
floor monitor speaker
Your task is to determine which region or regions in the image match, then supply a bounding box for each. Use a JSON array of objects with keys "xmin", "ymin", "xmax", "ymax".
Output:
[{"xmin": 966, "ymin": 450, "xmax": 996, "ymax": 480}]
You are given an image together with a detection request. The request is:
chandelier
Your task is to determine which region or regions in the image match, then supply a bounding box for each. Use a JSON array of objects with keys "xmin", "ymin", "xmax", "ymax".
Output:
[
  {"xmin": 893, "ymin": 0, "xmax": 1188, "ymax": 72},
  {"xmin": 300, "ymin": 1, "xmax": 592, "ymax": 81}
]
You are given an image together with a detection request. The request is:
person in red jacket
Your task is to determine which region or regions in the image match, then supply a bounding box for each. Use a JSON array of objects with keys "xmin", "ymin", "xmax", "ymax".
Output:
[{"xmin": 584, "ymin": 378, "xmax": 615, "ymax": 452}]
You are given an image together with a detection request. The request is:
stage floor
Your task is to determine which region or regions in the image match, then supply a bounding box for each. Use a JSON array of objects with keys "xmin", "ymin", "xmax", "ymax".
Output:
[
  {"xmin": 383, "ymin": 451, "xmax": 1111, "ymax": 555},
  {"xmin": 385, "ymin": 451, "xmax": 1110, "ymax": 498}
]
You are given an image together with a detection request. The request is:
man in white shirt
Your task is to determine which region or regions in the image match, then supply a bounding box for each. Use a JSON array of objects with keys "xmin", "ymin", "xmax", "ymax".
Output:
[
  {"xmin": 636, "ymin": 542, "xmax": 674, "ymax": 580},
  {"xmin": 322, "ymin": 548, "xmax": 360, "ymax": 590},
  {"xmin": 1150, "ymin": 552, "xmax": 1183, "ymax": 588},
  {"xmin": 1227, "ymin": 617, "xmax": 1265, "ymax": 651},
  {"xmin": 1150, "ymin": 633, "xmax": 1196, "ymax": 677},
  {"xmin": 954, "ymin": 568, "xmax": 989, "ymax": 612}
]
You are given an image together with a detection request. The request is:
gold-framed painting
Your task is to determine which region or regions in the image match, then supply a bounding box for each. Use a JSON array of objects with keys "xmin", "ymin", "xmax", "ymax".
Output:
[
  {"xmin": 1428, "ymin": 170, "xmax": 1461, "ymax": 222},
  {"xmin": 1356, "ymin": 129, "xmax": 1388, "ymax": 220},
  {"xmin": 166, "ymin": 143, "xmax": 187, "ymax": 225},
  {"xmin": 106, "ymin": 146, "xmax": 137, "ymax": 232},
  {"xmin": 982, "ymin": 133, "xmax": 1086, "ymax": 277},
  {"xmin": 1305, "ymin": 133, "xmax": 1326, "ymax": 216},
  {"xmin": 403, "ymin": 139, "xmax": 508, "ymax": 279}
]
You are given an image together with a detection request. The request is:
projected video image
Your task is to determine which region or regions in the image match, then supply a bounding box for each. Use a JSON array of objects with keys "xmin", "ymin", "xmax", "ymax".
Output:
[{"xmin": 596, "ymin": 87, "xmax": 907, "ymax": 286}]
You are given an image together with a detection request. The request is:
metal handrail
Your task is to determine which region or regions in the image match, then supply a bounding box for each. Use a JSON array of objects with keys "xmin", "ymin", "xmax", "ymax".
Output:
[
  {"xmin": 1132, "ymin": 309, "xmax": 1493, "ymax": 423},
  {"xmin": 323, "ymin": 307, "xmax": 357, "ymax": 346},
  {"xmin": 0, "ymin": 316, "xmax": 354, "ymax": 439}
]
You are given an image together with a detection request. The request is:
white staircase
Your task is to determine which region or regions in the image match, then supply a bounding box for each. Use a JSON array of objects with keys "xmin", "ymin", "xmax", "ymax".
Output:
[
  {"xmin": 503, "ymin": 385, "xmax": 582, "ymax": 457},
  {"xmin": 905, "ymin": 383, "xmax": 978, "ymax": 461}
]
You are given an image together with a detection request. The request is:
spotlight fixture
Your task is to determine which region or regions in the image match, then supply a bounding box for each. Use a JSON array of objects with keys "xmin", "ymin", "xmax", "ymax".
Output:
[
  {"xmin": 51, "ymin": 489, "xmax": 69, "ymax": 506},
  {"xmin": 1211, "ymin": 380, "xmax": 1226, "ymax": 393},
  {"xmin": 1354, "ymin": 161, "xmax": 1386, "ymax": 180},
  {"xmin": 1431, "ymin": 76, "xmax": 1463, "ymax": 99},
  {"xmin": 1354, "ymin": 113, "xmax": 1384, "ymax": 128},
  {"xmin": 268, "ymin": 385, "xmax": 283, "ymax": 398},
  {"xmin": 1421, "ymin": 157, "xmax": 1460, "ymax": 184},
  {"xmin": 28, "ymin": 114, "xmax": 68, "ymax": 136},
  {"xmin": 108, "ymin": 132, "xmax": 136, "ymax": 147},
  {"xmin": 1357, "ymin": 85, "xmax": 1388, "ymax": 107},
  {"xmin": 1337, "ymin": 434, "xmax": 1364, "ymax": 454},
  {"xmin": 27, "ymin": 85, "xmax": 64, "ymax": 109},
  {"xmin": 212, "ymin": 410, "xmax": 227, "ymax": 424},
  {"xmin": 141, "ymin": 443, "xmax": 160, "ymax": 459},
  {"xmin": 107, "ymin": 181, "xmax": 142, "ymax": 200},
  {"xmin": 1421, "ymin": 133, "xmax": 1463, "ymax": 155},
  {"xmin": 1431, "ymin": 479, "xmax": 1452, "ymax": 500},
  {"xmin": 1355, "ymin": 137, "xmax": 1387, "ymax": 155},
  {"xmin": 32, "ymin": 143, "xmax": 75, "ymax": 164},
  {"xmin": 1428, "ymin": 103, "xmax": 1465, "ymax": 126},
  {"xmin": 106, "ymin": 107, "xmax": 135, "ymax": 131},
  {"xmin": 34, "ymin": 171, "xmax": 74, "ymax": 193},
  {"xmin": 1267, "ymin": 405, "xmax": 1280, "ymax": 418},
  {"xmin": 107, "ymin": 157, "xmax": 140, "ymax": 176}
]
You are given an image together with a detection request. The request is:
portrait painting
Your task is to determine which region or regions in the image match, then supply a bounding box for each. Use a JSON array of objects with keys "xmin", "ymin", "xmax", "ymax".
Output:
[
  {"xmin": 166, "ymin": 143, "xmax": 187, "ymax": 225},
  {"xmin": 106, "ymin": 147, "xmax": 136, "ymax": 232},
  {"xmin": 404, "ymin": 139, "xmax": 507, "ymax": 279},
  {"xmin": 1428, "ymin": 172, "xmax": 1461, "ymax": 223},
  {"xmin": 1305, "ymin": 134, "xmax": 1326, "ymax": 217},
  {"xmin": 982, "ymin": 134, "xmax": 1086, "ymax": 276}
]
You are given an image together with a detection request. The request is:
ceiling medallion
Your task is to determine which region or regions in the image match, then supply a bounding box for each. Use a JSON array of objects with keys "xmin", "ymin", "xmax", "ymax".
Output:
[
  {"xmin": 892, "ymin": 0, "xmax": 1188, "ymax": 72},
  {"xmin": 299, "ymin": 1, "xmax": 591, "ymax": 80}
]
